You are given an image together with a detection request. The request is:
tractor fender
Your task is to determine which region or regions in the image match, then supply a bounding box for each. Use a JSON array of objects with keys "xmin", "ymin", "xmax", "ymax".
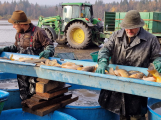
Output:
[
  {"xmin": 42, "ymin": 26, "xmax": 57, "ymax": 40},
  {"xmin": 86, "ymin": 23, "xmax": 94, "ymax": 27}
]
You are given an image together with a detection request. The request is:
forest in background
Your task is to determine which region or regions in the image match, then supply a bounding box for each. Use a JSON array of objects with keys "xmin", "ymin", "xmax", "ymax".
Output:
[{"xmin": 0, "ymin": 0, "xmax": 161, "ymax": 20}]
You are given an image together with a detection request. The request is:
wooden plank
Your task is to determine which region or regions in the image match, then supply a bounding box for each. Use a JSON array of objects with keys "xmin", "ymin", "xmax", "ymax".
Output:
[
  {"xmin": 36, "ymin": 81, "xmax": 60, "ymax": 93},
  {"xmin": 22, "ymin": 104, "xmax": 60, "ymax": 117},
  {"xmin": 27, "ymin": 93, "xmax": 72, "ymax": 110},
  {"xmin": 37, "ymin": 78, "xmax": 50, "ymax": 83},
  {"xmin": 37, "ymin": 78, "xmax": 65, "ymax": 86},
  {"xmin": 47, "ymin": 84, "xmax": 71, "ymax": 93},
  {"xmin": 30, "ymin": 96, "xmax": 45, "ymax": 102},
  {"xmin": 36, "ymin": 79, "xmax": 65, "ymax": 93},
  {"xmin": 61, "ymin": 96, "xmax": 79, "ymax": 107},
  {"xmin": 22, "ymin": 95, "xmax": 78, "ymax": 116},
  {"xmin": 34, "ymin": 88, "xmax": 68, "ymax": 100}
]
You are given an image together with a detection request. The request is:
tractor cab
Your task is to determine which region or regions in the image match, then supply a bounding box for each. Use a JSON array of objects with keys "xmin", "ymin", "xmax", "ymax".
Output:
[{"xmin": 61, "ymin": 3, "xmax": 93, "ymax": 31}]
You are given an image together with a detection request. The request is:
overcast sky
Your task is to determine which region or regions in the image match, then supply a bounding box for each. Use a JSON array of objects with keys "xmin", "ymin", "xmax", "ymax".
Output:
[{"xmin": 1, "ymin": 0, "xmax": 120, "ymax": 5}]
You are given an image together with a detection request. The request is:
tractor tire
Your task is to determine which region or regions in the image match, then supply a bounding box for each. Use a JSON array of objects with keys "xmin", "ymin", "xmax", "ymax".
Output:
[
  {"xmin": 45, "ymin": 28, "xmax": 57, "ymax": 42},
  {"xmin": 56, "ymin": 36, "xmax": 67, "ymax": 45},
  {"xmin": 66, "ymin": 22, "xmax": 92, "ymax": 49}
]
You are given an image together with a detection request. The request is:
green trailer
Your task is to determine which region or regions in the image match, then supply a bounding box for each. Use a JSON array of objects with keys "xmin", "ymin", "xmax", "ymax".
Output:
[{"xmin": 104, "ymin": 11, "xmax": 161, "ymax": 43}]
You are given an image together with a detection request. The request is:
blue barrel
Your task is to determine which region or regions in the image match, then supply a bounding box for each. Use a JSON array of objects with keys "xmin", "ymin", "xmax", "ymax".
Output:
[
  {"xmin": 2, "ymin": 88, "xmax": 21, "ymax": 110},
  {"xmin": 0, "ymin": 108, "xmax": 77, "ymax": 120},
  {"xmin": 148, "ymin": 98, "xmax": 161, "ymax": 120},
  {"xmin": 59, "ymin": 83, "xmax": 120, "ymax": 120},
  {"xmin": 0, "ymin": 90, "xmax": 9, "ymax": 114},
  {"xmin": 0, "ymin": 72, "xmax": 21, "ymax": 110}
]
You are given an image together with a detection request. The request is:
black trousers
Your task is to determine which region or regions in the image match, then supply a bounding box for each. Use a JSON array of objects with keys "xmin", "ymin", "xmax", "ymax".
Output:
[{"xmin": 17, "ymin": 75, "xmax": 37, "ymax": 101}]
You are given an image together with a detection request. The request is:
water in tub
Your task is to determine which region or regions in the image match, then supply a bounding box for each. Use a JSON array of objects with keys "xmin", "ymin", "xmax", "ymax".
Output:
[
  {"xmin": 150, "ymin": 101, "xmax": 161, "ymax": 115},
  {"xmin": 0, "ymin": 79, "xmax": 18, "ymax": 89},
  {"xmin": 68, "ymin": 89, "xmax": 100, "ymax": 106}
]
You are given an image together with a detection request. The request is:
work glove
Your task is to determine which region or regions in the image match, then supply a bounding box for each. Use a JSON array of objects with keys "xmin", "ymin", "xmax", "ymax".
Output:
[
  {"xmin": 95, "ymin": 58, "xmax": 109, "ymax": 74},
  {"xmin": 0, "ymin": 45, "xmax": 17, "ymax": 54},
  {"xmin": 39, "ymin": 50, "xmax": 51, "ymax": 59},
  {"xmin": 153, "ymin": 57, "xmax": 161, "ymax": 73},
  {"xmin": 39, "ymin": 45, "xmax": 54, "ymax": 59},
  {"xmin": 0, "ymin": 48, "xmax": 4, "ymax": 54},
  {"xmin": 0, "ymin": 46, "xmax": 10, "ymax": 54}
]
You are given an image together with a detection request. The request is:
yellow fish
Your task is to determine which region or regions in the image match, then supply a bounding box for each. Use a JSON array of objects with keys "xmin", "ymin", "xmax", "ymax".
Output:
[{"xmin": 148, "ymin": 69, "xmax": 161, "ymax": 83}]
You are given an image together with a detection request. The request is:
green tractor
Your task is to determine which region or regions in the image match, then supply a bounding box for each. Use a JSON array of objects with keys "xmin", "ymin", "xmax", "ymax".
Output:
[{"xmin": 37, "ymin": 2, "xmax": 105, "ymax": 49}]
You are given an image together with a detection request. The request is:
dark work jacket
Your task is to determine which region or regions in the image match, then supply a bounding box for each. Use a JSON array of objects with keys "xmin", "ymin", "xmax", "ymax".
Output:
[
  {"xmin": 13, "ymin": 24, "xmax": 54, "ymax": 100},
  {"xmin": 98, "ymin": 27, "xmax": 161, "ymax": 115},
  {"xmin": 14, "ymin": 23, "xmax": 53, "ymax": 55}
]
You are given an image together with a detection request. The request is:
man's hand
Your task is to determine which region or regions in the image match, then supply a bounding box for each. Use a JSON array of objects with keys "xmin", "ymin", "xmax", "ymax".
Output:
[
  {"xmin": 39, "ymin": 50, "xmax": 51, "ymax": 59},
  {"xmin": 0, "ymin": 46, "xmax": 11, "ymax": 54},
  {"xmin": 153, "ymin": 58, "xmax": 161, "ymax": 73},
  {"xmin": 96, "ymin": 58, "xmax": 109, "ymax": 74},
  {"xmin": 0, "ymin": 48, "xmax": 4, "ymax": 54},
  {"xmin": 96, "ymin": 61, "xmax": 109, "ymax": 74}
]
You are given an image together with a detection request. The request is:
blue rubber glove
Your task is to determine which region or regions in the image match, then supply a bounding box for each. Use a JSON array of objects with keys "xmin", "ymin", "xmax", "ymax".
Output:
[
  {"xmin": 95, "ymin": 58, "xmax": 109, "ymax": 74},
  {"xmin": 39, "ymin": 50, "xmax": 51, "ymax": 59},
  {"xmin": 153, "ymin": 57, "xmax": 161, "ymax": 73}
]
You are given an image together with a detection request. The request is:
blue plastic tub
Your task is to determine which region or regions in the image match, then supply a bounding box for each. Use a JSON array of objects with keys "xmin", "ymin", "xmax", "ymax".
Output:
[
  {"xmin": 0, "ymin": 72, "xmax": 22, "ymax": 110},
  {"xmin": 148, "ymin": 98, "xmax": 161, "ymax": 120},
  {"xmin": 0, "ymin": 108, "xmax": 77, "ymax": 120},
  {"xmin": 0, "ymin": 90, "xmax": 9, "ymax": 114},
  {"xmin": 59, "ymin": 83, "xmax": 120, "ymax": 120}
]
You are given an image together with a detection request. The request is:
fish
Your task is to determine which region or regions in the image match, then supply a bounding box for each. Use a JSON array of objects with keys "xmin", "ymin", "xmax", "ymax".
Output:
[
  {"xmin": 115, "ymin": 69, "xmax": 129, "ymax": 78},
  {"xmin": 129, "ymin": 72, "xmax": 144, "ymax": 79},
  {"xmin": 147, "ymin": 63, "xmax": 161, "ymax": 83},
  {"xmin": 142, "ymin": 76, "xmax": 156, "ymax": 82},
  {"xmin": 147, "ymin": 69, "xmax": 161, "ymax": 83}
]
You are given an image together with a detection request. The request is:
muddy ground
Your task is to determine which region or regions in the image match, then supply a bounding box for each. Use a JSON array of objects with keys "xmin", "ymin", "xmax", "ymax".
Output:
[{"xmin": 54, "ymin": 44, "xmax": 100, "ymax": 60}]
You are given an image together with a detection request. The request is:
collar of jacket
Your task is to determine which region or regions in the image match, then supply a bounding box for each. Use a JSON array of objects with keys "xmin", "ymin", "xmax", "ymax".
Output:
[
  {"xmin": 116, "ymin": 27, "xmax": 147, "ymax": 42},
  {"xmin": 23, "ymin": 23, "xmax": 35, "ymax": 33}
]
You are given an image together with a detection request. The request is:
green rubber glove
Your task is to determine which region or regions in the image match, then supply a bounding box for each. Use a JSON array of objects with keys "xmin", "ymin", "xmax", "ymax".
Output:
[
  {"xmin": 39, "ymin": 50, "xmax": 51, "ymax": 59},
  {"xmin": 0, "ymin": 46, "xmax": 10, "ymax": 54},
  {"xmin": 0, "ymin": 45, "xmax": 17, "ymax": 54},
  {"xmin": 0, "ymin": 48, "xmax": 4, "ymax": 54},
  {"xmin": 39, "ymin": 45, "xmax": 55, "ymax": 59},
  {"xmin": 95, "ymin": 58, "xmax": 109, "ymax": 74},
  {"xmin": 153, "ymin": 57, "xmax": 161, "ymax": 73}
]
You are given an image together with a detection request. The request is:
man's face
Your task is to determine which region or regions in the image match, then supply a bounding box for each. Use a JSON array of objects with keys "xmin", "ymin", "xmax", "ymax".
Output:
[
  {"xmin": 13, "ymin": 24, "xmax": 24, "ymax": 33},
  {"xmin": 125, "ymin": 28, "xmax": 140, "ymax": 37}
]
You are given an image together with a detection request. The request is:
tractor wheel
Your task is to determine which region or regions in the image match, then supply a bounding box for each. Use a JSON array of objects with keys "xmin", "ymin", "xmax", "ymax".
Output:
[
  {"xmin": 45, "ymin": 28, "xmax": 57, "ymax": 42},
  {"xmin": 67, "ymin": 22, "xmax": 92, "ymax": 49}
]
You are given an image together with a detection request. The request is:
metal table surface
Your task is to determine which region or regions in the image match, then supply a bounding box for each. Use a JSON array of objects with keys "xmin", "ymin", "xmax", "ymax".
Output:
[{"xmin": 0, "ymin": 52, "xmax": 161, "ymax": 99}]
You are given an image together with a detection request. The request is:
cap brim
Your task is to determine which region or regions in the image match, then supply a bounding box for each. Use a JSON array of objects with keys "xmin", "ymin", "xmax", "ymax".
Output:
[
  {"xmin": 8, "ymin": 18, "xmax": 31, "ymax": 24},
  {"xmin": 8, "ymin": 18, "xmax": 14, "ymax": 24},
  {"xmin": 120, "ymin": 19, "xmax": 145, "ymax": 29}
]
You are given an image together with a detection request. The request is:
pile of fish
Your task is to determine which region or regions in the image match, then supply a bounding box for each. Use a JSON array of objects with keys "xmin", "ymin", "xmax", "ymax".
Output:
[
  {"xmin": 9, "ymin": 55, "xmax": 97, "ymax": 72},
  {"xmin": 106, "ymin": 65, "xmax": 159, "ymax": 82}
]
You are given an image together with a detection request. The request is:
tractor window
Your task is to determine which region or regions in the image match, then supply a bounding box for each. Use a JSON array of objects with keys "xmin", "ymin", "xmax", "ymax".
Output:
[
  {"xmin": 62, "ymin": 6, "xmax": 72, "ymax": 22},
  {"xmin": 84, "ymin": 6, "xmax": 91, "ymax": 19},
  {"xmin": 72, "ymin": 6, "xmax": 80, "ymax": 18}
]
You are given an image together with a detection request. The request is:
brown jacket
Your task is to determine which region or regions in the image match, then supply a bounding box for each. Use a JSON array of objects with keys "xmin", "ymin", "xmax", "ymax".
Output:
[{"xmin": 14, "ymin": 23, "xmax": 53, "ymax": 51}]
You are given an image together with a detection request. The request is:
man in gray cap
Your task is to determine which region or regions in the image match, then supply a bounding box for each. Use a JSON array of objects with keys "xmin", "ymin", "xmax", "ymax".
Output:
[{"xmin": 96, "ymin": 10, "xmax": 161, "ymax": 120}]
